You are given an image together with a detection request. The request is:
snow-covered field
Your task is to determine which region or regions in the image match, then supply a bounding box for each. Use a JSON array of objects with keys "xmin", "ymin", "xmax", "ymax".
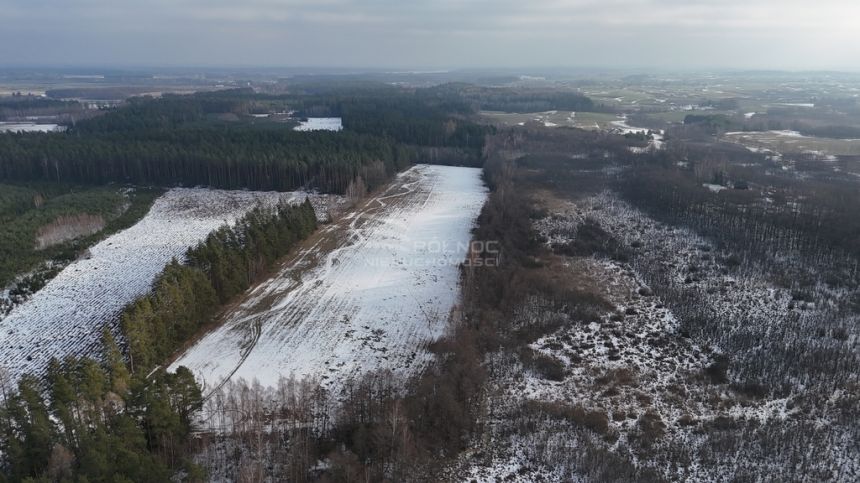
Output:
[
  {"xmin": 0, "ymin": 188, "xmax": 327, "ymax": 383},
  {"xmin": 0, "ymin": 122, "xmax": 64, "ymax": 133},
  {"xmin": 479, "ymin": 110, "xmax": 622, "ymax": 131},
  {"xmin": 724, "ymin": 130, "xmax": 860, "ymax": 157},
  {"xmin": 293, "ymin": 117, "xmax": 343, "ymax": 132},
  {"xmin": 171, "ymin": 165, "xmax": 487, "ymax": 397}
]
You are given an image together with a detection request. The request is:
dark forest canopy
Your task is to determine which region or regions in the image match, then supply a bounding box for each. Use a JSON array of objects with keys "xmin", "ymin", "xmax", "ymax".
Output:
[
  {"xmin": 0, "ymin": 348, "xmax": 203, "ymax": 481},
  {"xmin": 0, "ymin": 96, "xmax": 84, "ymax": 122},
  {"xmin": 0, "ymin": 84, "xmax": 501, "ymax": 193},
  {"xmin": 0, "ymin": 96, "xmax": 79, "ymax": 111},
  {"xmin": 0, "ymin": 128, "xmax": 410, "ymax": 193},
  {"xmin": 0, "ymin": 83, "xmax": 603, "ymax": 194},
  {"xmin": 418, "ymin": 83, "xmax": 598, "ymax": 113}
]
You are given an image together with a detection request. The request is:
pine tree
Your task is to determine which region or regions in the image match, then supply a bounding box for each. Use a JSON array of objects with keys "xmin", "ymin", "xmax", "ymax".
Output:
[
  {"xmin": 15, "ymin": 376, "xmax": 56, "ymax": 476},
  {"xmin": 103, "ymin": 329, "xmax": 130, "ymax": 395}
]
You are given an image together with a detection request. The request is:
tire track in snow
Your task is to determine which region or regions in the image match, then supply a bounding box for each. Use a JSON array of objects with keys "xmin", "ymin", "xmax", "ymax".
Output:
[{"xmin": 201, "ymin": 319, "xmax": 263, "ymax": 400}]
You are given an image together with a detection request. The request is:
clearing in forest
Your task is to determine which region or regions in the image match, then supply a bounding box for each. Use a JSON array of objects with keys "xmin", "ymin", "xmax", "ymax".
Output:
[{"xmin": 170, "ymin": 165, "xmax": 488, "ymax": 397}]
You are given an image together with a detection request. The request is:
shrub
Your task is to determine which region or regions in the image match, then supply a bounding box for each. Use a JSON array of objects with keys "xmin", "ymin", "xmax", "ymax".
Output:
[
  {"xmin": 553, "ymin": 218, "xmax": 631, "ymax": 262},
  {"xmin": 677, "ymin": 414, "xmax": 697, "ymax": 427},
  {"xmin": 731, "ymin": 382, "xmax": 768, "ymax": 399},
  {"xmin": 637, "ymin": 410, "xmax": 666, "ymax": 441},
  {"xmin": 527, "ymin": 401, "xmax": 610, "ymax": 435},
  {"xmin": 521, "ymin": 348, "xmax": 566, "ymax": 381},
  {"xmin": 705, "ymin": 354, "xmax": 729, "ymax": 384}
]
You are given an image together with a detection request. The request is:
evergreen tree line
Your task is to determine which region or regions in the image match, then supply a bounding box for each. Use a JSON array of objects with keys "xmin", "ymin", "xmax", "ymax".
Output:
[
  {"xmin": 0, "ymin": 86, "xmax": 506, "ymax": 193},
  {"xmin": 293, "ymin": 80, "xmax": 601, "ymax": 117},
  {"xmin": 70, "ymin": 95, "xmax": 241, "ymax": 134},
  {"xmin": 0, "ymin": 97, "xmax": 78, "ymax": 111},
  {"xmin": 286, "ymin": 89, "xmax": 495, "ymax": 154},
  {"xmin": 122, "ymin": 199, "xmax": 317, "ymax": 372},
  {"xmin": 0, "ymin": 97, "xmax": 82, "ymax": 121},
  {"xmin": 415, "ymin": 82, "xmax": 598, "ymax": 113},
  {"xmin": 0, "ymin": 128, "xmax": 411, "ymax": 194},
  {"xmin": 0, "ymin": 83, "xmax": 605, "ymax": 195},
  {"xmin": 0, "ymin": 335, "xmax": 204, "ymax": 482}
]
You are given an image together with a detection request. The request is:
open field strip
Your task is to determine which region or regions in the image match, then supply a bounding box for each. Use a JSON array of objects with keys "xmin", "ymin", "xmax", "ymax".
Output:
[{"xmin": 170, "ymin": 165, "xmax": 487, "ymax": 397}]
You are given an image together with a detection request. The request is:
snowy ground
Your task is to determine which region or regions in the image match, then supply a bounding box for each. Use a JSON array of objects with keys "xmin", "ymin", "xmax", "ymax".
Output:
[
  {"xmin": 293, "ymin": 117, "xmax": 343, "ymax": 132},
  {"xmin": 479, "ymin": 110, "xmax": 623, "ymax": 131},
  {"xmin": 170, "ymin": 165, "xmax": 487, "ymax": 399},
  {"xmin": 0, "ymin": 122, "xmax": 64, "ymax": 133},
  {"xmin": 610, "ymin": 117, "xmax": 664, "ymax": 151},
  {"xmin": 454, "ymin": 191, "xmax": 859, "ymax": 482},
  {"xmin": 0, "ymin": 188, "xmax": 334, "ymax": 383},
  {"xmin": 723, "ymin": 130, "xmax": 860, "ymax": 157}
]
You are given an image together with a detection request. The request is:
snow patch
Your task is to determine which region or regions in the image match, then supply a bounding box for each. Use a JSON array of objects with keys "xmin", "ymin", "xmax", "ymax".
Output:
[
  {"xmin": 293, "ymin": 117, "xmax": 343, "ymax": 132},
  {"xmin": 0, "ymin": 122, "xmax": 64, "ymax": 133}
]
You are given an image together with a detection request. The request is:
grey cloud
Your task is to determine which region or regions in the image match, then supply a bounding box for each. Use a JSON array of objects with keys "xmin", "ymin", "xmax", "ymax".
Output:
[{"xmin": 0, "ymin": 0, "xmax": 858, "ymax": 69}]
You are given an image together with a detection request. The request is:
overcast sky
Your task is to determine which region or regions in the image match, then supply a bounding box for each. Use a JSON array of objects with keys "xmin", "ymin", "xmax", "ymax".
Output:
[{"xmin": 2, "ymin": 0, "xmax": 859, "ymax": 70}]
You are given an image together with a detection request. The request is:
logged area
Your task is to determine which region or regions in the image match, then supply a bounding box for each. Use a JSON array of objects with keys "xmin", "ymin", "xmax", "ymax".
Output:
[
  {"xmin": 0, "ymin": 188, "xmax": 325, "ymax": 382},
  {"xmin": 171, "ymin": 165, "xmax": 487, "ymax": 398},
  {"xmin": 0, "ymin": 184, "xmax": 160, "ymax": 308}
]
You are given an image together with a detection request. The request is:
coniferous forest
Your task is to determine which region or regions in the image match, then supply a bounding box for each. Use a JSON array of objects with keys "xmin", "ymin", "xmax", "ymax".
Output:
[
  {"xmin": 0, "ymin": 346, "xmax": 204, "ymax": 482},
  {"xmin": 0, "ymin": 86, "xmax": 497, "ymax": 193}
]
